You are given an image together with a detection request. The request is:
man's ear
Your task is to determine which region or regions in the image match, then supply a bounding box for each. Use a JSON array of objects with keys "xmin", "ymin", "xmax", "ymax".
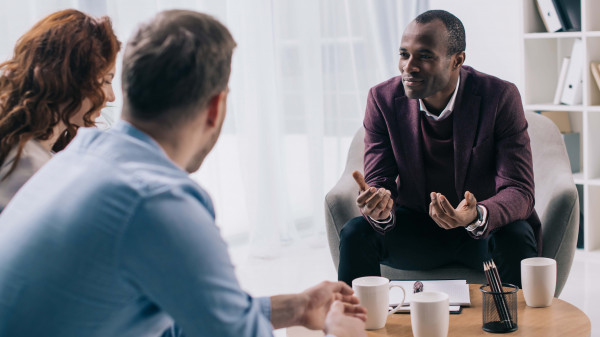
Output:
[
  {"xmin": 453, "ymin": 51, "xmax": 466, "ymax": 70},
  {"xmin": 205, "ymin": 90, "xmax": 227, "ymax": 127}
]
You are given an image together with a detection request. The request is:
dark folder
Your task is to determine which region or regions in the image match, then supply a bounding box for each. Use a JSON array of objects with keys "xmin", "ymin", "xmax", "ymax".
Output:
[{"xmin": 554, "ymin": 0, "xmax": 581, "ymax": 31}]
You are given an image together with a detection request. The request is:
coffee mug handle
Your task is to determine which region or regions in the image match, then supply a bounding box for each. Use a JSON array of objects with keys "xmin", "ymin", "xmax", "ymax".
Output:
[{"xmin": 388, "ymin": 285, "xmax": 406, "ymax": 315}]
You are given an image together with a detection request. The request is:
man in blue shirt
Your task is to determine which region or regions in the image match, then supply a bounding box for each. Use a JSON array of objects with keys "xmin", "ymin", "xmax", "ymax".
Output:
[{"xmin": 0, "ymin": 10, "xmax": 366, "ymax": 337}]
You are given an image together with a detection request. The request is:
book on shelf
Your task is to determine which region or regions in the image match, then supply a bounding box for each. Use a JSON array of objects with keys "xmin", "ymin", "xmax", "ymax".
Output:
[
  {"xmin": 554, "ymin": 57, "xmax": 570, "ymax": 105},
  {"xmin": 553, "ymin": 0, "xmax": 581, "ymax": 31},
  {"xmin": 535, "ymin": 0, "xmax": 564, "ymax": 32},
  {"xmin": 540, "ymin": 111, "xmax": 572, "ymax": 133},
  {"xmin": 563, "ymin": 132, "xmax": 581, "ymax": 173},
  {"xmin": 560, "ymin": 39, "xmax": 584, "ymax": 105},
  {"xmin": 591, "ymin": 62, "xmax": 600, "ymax": 93}
]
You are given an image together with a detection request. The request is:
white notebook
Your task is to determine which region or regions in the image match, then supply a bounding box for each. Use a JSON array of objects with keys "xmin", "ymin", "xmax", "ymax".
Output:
[
  {"xmin": 392, "ymin": 305, "xmax": 462, "ymax": 313},
  {"xmin": 389, "ymin": 279, "xmax": 471, "ymax": 307}
]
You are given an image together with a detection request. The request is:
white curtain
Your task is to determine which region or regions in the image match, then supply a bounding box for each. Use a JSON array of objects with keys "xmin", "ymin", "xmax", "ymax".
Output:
[{"xmin": 0, "ymin": 0, "xmax": 427, "ymax": 256}]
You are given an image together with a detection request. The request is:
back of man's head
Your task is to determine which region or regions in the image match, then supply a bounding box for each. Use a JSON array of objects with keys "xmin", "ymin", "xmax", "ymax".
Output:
[{"xmin": 121, "ymin": 10, "xmax": 236, "ymax": 127}]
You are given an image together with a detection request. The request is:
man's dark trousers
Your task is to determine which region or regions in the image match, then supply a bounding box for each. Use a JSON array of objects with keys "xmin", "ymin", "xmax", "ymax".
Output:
[{"xmin": 337, "ymin": 208, "xmax": 537, "ymax": 287}]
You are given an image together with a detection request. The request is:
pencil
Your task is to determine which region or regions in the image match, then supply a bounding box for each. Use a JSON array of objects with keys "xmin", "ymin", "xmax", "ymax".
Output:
[{"xmin": 490, "ymin": 261, "xmax": 513, "ymax": 328}]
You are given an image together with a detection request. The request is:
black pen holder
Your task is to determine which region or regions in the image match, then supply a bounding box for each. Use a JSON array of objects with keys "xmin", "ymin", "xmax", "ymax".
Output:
[{"xmin": 480, "ymin": 283, "xmax": 518, "ymax": 333}]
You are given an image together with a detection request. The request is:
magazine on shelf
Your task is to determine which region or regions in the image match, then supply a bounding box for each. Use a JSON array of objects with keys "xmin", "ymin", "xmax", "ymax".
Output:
[
  {"xmin": 590, "ymin": 62, "xmax": 600, "ymax": 93},
  {"xmin": 560, "ymin": 39, "xmax": 584, "ymax": 105},
  {"xmin": 535, "ymin": 0, "xmax": 564, "ymax": 32},
  {"xmin": 554, "ymin": 0, "xmax": 581, "ymax": 31},
  {"xmin": 554, "ymin": 57, "xmax": 570, "ymax": 105}
]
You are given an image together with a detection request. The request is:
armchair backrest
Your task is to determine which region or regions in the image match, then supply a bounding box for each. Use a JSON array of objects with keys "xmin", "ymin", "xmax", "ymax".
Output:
[{"xmin": 525, "ymin": 112, "xmax": 579, "ymax": 295}]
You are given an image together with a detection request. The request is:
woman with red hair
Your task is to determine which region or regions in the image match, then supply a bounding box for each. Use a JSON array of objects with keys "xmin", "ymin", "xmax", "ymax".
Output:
[{"xmin": 0, "ymin": 9, "xmax": 120, "ymax": 211}]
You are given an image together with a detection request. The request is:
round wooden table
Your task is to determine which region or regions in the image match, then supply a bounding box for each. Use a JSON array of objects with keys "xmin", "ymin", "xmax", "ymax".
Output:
[{"xmin": 287, "ymin": 284, "xmax": 591, "ymax": 337}]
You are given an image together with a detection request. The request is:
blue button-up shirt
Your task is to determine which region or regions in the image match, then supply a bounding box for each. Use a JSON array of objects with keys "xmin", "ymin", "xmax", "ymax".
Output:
[{"xmin": 0, "ymin": 121, "xmax": 273, "ymax": 336}]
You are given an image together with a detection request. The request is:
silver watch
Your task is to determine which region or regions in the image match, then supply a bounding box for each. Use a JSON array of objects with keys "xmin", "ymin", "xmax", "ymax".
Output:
[{"xmin": 465, "ymin": 205, "xmax": 485, "ymax": 232}]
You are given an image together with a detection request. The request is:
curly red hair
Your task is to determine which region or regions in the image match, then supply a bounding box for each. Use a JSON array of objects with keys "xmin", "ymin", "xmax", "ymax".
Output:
[{"xmin": 0, "ymin": 9, "xmax": 120, "ymax": 179}]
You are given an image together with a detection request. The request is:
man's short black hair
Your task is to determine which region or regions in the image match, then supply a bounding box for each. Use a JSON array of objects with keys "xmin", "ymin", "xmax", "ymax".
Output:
[{"xmin": 415, "ymin": 9, "xmax": 465, "ymax": 56}]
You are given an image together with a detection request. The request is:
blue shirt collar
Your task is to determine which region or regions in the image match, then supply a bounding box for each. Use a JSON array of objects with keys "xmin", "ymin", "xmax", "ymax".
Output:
[
  {"xmin": 111, "ymin": 120, "xmax": 164, "ymax": 152},
  {"xmin": 110, "ymin": 120, "xmax": 188, "ymax": 174}
]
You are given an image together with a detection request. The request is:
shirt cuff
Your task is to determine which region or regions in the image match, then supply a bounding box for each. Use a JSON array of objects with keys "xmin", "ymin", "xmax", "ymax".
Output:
[{"xmin": 257, "ymin": 296, "xmax": 271, "ymax": 321}]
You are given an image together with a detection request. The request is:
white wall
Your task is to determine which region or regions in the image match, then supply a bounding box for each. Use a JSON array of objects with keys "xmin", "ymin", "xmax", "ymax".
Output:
[{"xmin": 427, "ymin": 0, "xmax": 524, "ymax": 93}]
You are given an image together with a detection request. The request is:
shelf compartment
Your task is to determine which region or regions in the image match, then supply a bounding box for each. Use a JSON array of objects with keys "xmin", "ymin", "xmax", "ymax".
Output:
[
  {"xmin": 524, "ymin": 104, "xmax": 585, "ymax": 111},
  {"xmin": 523, "ymin": 38, "xmax": 581, "ymax": 105},
  {"xmin": 524, "ymin": 32, "xmax": 584, "ymax": 39},
  {"xmin": 585, "ymin": 111, "xmax": 600, "ymax": 179},
  {"xmin": 585, "ymin": 185, "xmax": 600, "ymax": 250},
  {"xmin": 584, "ymin": 0, "xmax": 600, "ymax": 32},
  {"xmin": 586, "ymin": 37, "xmax": 600, "ymax": 105}
]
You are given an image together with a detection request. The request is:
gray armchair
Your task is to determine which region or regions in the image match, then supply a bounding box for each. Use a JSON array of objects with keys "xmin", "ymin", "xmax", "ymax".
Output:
[{"xmin": 325, "ymin": 112, "xmax": 579, "ymax": 296}]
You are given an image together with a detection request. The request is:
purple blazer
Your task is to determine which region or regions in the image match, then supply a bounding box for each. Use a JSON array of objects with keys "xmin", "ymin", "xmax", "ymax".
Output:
[{"xmin": 363, "ymin": 66, "xmax": 542, "ymax": 251}]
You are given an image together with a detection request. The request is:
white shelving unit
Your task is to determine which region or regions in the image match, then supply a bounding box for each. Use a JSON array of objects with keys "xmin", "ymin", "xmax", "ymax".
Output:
[{"xmin": 522, "ymin": 0, "xmax": 600, "ymax": 251}]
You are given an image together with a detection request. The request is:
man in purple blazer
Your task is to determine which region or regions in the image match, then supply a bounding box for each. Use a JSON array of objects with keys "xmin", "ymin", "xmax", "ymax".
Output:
[{"xmin": 338, "ymin": 10, "xmax": 540, "ymax": 287}]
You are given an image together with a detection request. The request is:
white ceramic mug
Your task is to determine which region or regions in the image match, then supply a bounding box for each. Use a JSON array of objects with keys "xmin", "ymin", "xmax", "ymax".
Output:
[
  {"xmin": 521, "ymin": 257, "xmax": 556, "ymax": 307},
  {"xmin": 352, "ymin": 276, "xmax": 406, "ymax": 330},
  {"xmin": 410, "ymin": 291, "xmax": 449, "ymax": 337}
]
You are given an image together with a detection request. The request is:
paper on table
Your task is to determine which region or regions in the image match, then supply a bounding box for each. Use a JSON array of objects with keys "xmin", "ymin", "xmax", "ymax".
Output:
[
  {"xmin": 391, "ymin": 305, "xmax": 461, "ymax": 313},
  {"xmin": 389, "ymin": 279, "xmax": 470, "ymax": 306}
]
